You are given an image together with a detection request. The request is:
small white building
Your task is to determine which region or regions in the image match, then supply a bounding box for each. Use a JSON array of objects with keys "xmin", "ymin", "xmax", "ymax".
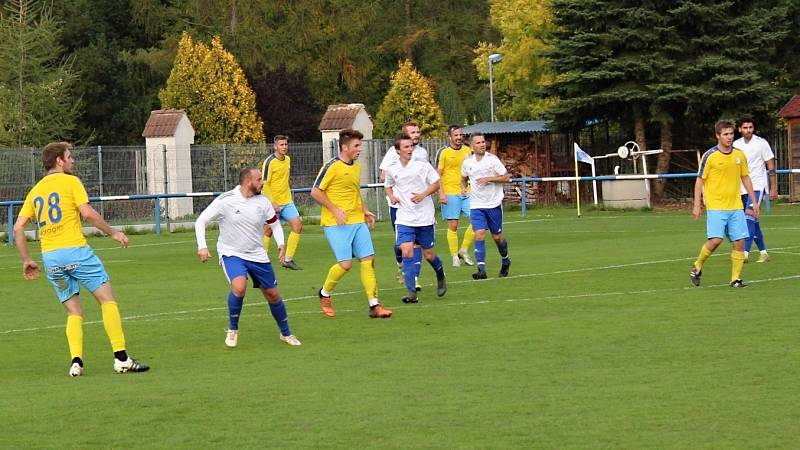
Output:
[
  {"xmin": 318, "ymin": 104, "xmax": 374, "ymax": 184},
  {"xmin": 142, "ymin": 109, "xmax": 195, "ymax": 219}
]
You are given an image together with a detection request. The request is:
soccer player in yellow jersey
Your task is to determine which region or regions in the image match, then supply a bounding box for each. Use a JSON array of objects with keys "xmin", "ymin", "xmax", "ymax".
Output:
[
  {"xmin": 13, "ymin": 142, "xmax": 149, "ymax": 377},
  {"xmin": 435, "ymin": 125, "xmax": 475, "ymax": 267},
  {"xmin": 691, "ymin": 120, "xmax": 759, "ymax": 288},
  {"xmin": 260, "ymin": 135, "xmax": 303, "ymax": 270},
  {"xmin": 311, "ymin": 129, "xmax": 392, "ymax": 319}
]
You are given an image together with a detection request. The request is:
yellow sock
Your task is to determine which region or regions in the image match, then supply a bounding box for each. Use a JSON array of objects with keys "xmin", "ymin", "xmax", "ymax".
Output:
[
  {"xmin": 461, "ymin": 224, "xmax": 475, "ymax": 251},
  {"xmin": 262, "ymin": 235, "xmax": 271, "ymax": 251},
  {"xmin": 66, "ymin": 315, "xmax": 83, "ymax": 360},
  {"xmin": 447, "ymin": 229, "xmax": 459, "ymax": 256},
  {"xmin": 323, "ymin": 263, "xmax": 348, "ymax": 293},
  {"xmin": 360, "ymin": 259, "xmax": 378, "ymax": 300},
  {"xmin": 731, "ymin": 250, "xmax": 745, "ymax": 281},
  {"xmin": 694, "ymin": 244, "xmax": 713, "ymax": 270},
  {"xmin": 101, "ymin": 301, "xmax": 126, "ymax": 352},
  {"xmin": 286, "ymin": 231, "xmax": 300, "ymax": 259}
]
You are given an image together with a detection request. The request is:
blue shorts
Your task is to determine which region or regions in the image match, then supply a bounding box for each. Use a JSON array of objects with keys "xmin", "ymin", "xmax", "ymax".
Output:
[
  {"xmin": 741, "ymin": 191, "xmax": 764, "ymax": 222},
  {"xmin": 323, "ymin": 223, "xmax": 375, "ymax": 262},
  {"xmin": 221, "ymin": 256, "xmax": 277, "ymax": 289},
  {"xmin": 396, "ymin": 224, "xmax": 435, "ymax": 249},
  {"xmin": 470, "ymin": 206, "xmax": 504, "ymax": 235},
  {"xmin": 706, "ymin": 210, "xmax": 749, "ymax": 242},
  {"xmin": 441, "ymin": 195, "xmax": 470, "ymax": 220},
  {"xmin": 278, "ymin": 202, "xmax": 300, "ymax": 222},
  {"xmin": 42, "ymin": 246, "xmax": 109, "ymax": 303}
]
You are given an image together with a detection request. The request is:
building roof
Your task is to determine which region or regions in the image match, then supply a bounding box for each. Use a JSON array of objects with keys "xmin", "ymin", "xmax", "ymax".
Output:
[
  {"xmin": 777, "ymin": 95, "xmax": 800, "ymax": 119},
  {"xmin": 461, "ymin": 120, "xmax": 550, "ymax": 135},
  {"xmin": 142, "ymin": 109, "xmax": 187, "ymax": 138},
  {"xmin": 318, "ymin": 103, "xmax": 370, "ymax": 131}
]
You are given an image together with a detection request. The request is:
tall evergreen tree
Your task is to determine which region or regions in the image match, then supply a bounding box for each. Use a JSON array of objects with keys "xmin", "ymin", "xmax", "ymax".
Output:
[
  {"xmin": 374, "ymin": 59, "xmax": 446, "ymax": 138},
  {"xmin": 0, "ymin": 0, "xmax": 80, "ymax": 148},
  {"xmin": 159, "ymin": 32, "xmax": 264, "ymax": 144}
]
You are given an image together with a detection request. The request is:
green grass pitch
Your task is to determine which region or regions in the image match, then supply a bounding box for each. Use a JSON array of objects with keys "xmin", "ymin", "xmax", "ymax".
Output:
[{"xmin": 1, "ymin": 205, "xmax": 799, "ymax": 448}]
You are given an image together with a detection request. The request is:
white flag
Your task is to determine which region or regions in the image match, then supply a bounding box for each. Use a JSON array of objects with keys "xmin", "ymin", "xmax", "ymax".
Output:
[{"xmin": 574, "ymin": 143, "xmax": 594, "ymax": 165}]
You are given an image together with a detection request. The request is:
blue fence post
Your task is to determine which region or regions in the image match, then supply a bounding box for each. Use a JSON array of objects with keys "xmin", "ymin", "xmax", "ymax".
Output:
[
  {"xmin": 154, "ymin": 196, "xmax": 161, "ymax": 236},
  {"xmin": 520, "ymin": 180, "xmax": 527, "ymax": 217},
  {"xmin": 6, "ymin": 204, "xmax": 12, "ymax": 245}
]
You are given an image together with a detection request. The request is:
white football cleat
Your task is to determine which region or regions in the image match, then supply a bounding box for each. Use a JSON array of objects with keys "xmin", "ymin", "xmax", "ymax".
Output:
[
  {"xmin": 68, "ymin": 362, "xmax": 83, "ymax": 377},
  {"xmin": 225, "ymin": 329, "xmax": 239, "ymax": 348},
  {"xmin": 452, "ymin": 255, "xmax": 461, "ymax": 267},
  {"xmin": 458, "ymin": 249, "xmax": 475, "ymax": 266},
  {"xmin": 113, "ymin": 357, "xmax": 150, "ymax": 373},
  {"xmin": 280, "ymin": 334, "xmax": 302, "ymax": 346}
]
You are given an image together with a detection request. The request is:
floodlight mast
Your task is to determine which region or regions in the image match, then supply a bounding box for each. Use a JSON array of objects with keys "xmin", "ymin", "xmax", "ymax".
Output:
[{"xmin": 488, "ymin": 53, "xmax": 502, "ymax": 122}]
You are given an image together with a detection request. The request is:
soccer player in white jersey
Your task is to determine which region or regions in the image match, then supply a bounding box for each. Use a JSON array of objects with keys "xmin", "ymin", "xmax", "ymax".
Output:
[
  {"xmin": 379, "ymin": 122, "xmax": 429, "ymax": 285},
  {"xmin": 384, "ymin": 132, "xmax": 447, "ymax": 303},
  {"xmin": 461, "ymin": 132, "xmax": 511, "ymax": 279},
  {"xmin": 734, "ymin": 116, "xmax": 778, "ymax": 263},
  {"xmin": 195, "ymin": 167, "xmax": 301, "ymax": 348}
]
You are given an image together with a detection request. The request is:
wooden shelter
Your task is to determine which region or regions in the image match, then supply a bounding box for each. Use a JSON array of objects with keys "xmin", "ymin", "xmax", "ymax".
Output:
[{"xmin": 777, "ymin": 95, "xmax": 800, "ymax": 201}]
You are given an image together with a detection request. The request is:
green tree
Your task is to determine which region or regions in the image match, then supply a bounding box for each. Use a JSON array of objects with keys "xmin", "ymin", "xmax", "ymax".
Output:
[
  {"xmin": 0, "ymin": 0, "xmax": 80, "ymax": 148},
  {"xmin": 159, "ymin": 32, "xmax": 264, "ymax": 144},
  {"xmin": 374, "ymin": 59, "xmax": 445, "ymax": 138},
  {"xmin": 473, "ymin": 0, "xmax": 555, "ymax": 120}
]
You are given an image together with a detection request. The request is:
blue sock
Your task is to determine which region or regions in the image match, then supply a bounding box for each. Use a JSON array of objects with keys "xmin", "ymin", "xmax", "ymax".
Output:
[
  {"xmin": 428, "ymin": 255, "xmax": 445, "ymax": 279},
  {"xmin": 497, "ymin": 238, "xmax": 510, "ymax": 262},
  {"xmin": 745, "ymin": 219, "xmax": 756, "ymax": 252},
  {"xmin": 753, "ymin": 220, "xmax": 766, "ymax": 251},
  {"xmin": 268, "ymin": 299, "xmax": 291, "ymax": 336},
  {"xmin": 413, "ymin": 246, "xmax": 423, "ymax": 278},
  {"xmin": 475, "ymin": 240, "xmax": 486, "ymax": 271},
  {"xmin": 394, "ymin": 244, "xmax": 402, "ymax": 264},
  {"xmin": 227, "ymin": 292, "xmax": 244, "ymax": 330},
  {"xmin": 402, "ymin": 256, "xmax": 416, "ymax": 292}
]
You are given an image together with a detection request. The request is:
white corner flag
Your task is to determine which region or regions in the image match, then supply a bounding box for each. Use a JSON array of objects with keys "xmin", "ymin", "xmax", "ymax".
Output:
[
  {"xmin": 573, "ymin": 143, "xmax": 598, "ymax": 216},
  {"xmin": 574, "ymin": 143, "xmax": 594, "ymax": 165}
]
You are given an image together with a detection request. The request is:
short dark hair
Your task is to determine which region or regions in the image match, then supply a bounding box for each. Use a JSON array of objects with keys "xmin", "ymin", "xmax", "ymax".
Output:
[
  {"xmin": 394, "ymin": 132, "xmax": 412, "ymax": 151},
  {"xmin": 470, "ymin": 132, "xmax": 485, "ymax": 142},
  {"xmin": 737, "ymin": 115, "xmax": 755, "ymax": 128},
  {"xmin": 715, "ymin": 119, "xmax": 735, "ymax": 135},
  {"xmin": 339, "ymin": 128, "xmax": 364, "ymax": 148},
  {"xmin": 273, "ymin": 134, "xmax": 288, "ymax": 143},
  {"xmin": 239, "ymin": 167, "xmax": 259, "ymax": 184},
  {"xmin": 448, "ymin": 125, "xmax": 461, "ymax": 136},
  {"xmin": 42, "ymin": 142, "xmax": 71, "ymax": 171}
]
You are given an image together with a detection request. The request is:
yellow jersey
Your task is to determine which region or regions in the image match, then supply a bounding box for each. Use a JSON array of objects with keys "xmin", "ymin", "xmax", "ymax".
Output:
[
  {"xmin": 313, "ymin": 158, "xmax": 364, "ymax": 226},
  {"xmin": 19, "ymin": 173, "xmax": 89, "ymax": 253},
  {"xmin": 435, "ymin": 145, "xmax": 472, "ymax": 195},
  {"xmin": 260, "ymin": 153, "xmax": 293, "ymax": 205},
  {"xmin": 698, "ymin": 146, "xmax": 749, "ymax": 210}
]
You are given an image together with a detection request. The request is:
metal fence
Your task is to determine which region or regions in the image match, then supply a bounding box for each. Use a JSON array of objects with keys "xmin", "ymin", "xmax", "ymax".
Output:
[{"xmin": 0, "ymin": 132, "xmax": 792, "ymax": 227}]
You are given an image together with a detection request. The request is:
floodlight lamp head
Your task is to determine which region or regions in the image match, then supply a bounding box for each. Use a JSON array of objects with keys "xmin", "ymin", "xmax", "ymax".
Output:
[
  {"xmin": 617, "ymin": 145, "xmax": 630, "ymax": 159},
  {"xmin": 488, "ymin": 53, "xmax": 503, "ymax": 64}
]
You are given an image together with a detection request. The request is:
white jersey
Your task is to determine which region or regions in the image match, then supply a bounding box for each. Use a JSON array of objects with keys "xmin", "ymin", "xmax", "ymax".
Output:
[
  {"xmin": 384, "ymin": 160, "xmax": 440, "ymax": 226},
  {"xmin": 195, "ymin": 186, "xmax": 281, "ymax": 263},
  {"xmin": 379, "ymin": 144, "xmax": 429, "ymax": 208},
  {"xmin": 733, "ymin": 135, "xmax": 774, "ymax": 193},
  {"xmin": 461, "ymin": 152, "xmax": 507, "ymax": 209}
]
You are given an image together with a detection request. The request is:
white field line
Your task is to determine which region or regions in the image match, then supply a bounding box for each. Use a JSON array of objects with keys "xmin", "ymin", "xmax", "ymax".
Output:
[{"xmin": 3, "ymin": 250, "xmax": 799, "ymax": 335}]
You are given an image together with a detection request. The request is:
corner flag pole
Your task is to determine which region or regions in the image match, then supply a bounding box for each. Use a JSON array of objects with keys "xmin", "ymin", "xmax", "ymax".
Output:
[{"xmin": 574, "ymin": 146, "xmax": 582, "ymax": 217}]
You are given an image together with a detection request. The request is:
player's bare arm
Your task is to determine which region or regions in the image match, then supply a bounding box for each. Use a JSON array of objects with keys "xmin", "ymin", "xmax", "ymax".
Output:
[
  {"xmin": 311, "ymin": 186, "xmax": 347, "ymax": 225},
  {"xmin": 13, "ymin": 215, "xmax": 39, "ymax": 280},
  {"xmin": 692, "ymin": 177, "xmax": 704, "ymax": 220},
  {"xmin": 410, "ymin": 180, "xmax": 440, "ymax": 204},
  {"xmin": 741, "ymin": 175, "xmax": 760, "ymax": 219},
  {"xmin": 79, "ymin": 203, "xmax": 128, "ymax": 247}
]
